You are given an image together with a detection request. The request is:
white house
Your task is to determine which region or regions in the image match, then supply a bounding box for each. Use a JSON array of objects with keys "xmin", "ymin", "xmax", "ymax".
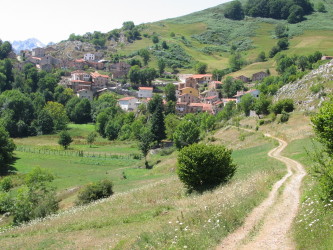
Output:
[
  {"xmin": 118, "ymin": 97, "xmax": 139, "ymax": 111},
  {"xmin": 71, "ymin": 70, "xmax": 91, "ymax": 82},
  {"xmin": 138, "ymin": 87, "xmax": 153, "ymax": 98},
  {"xmin": 84, "ymin": 53, "xmax": 95, "ymax": 61},
  {"xmin": 234, "ymin": 89, "xmax": 260, "ymax": 103},
  {"xmin": 76, "ymin": 89, "xmax": 94, "ymax": 101}
]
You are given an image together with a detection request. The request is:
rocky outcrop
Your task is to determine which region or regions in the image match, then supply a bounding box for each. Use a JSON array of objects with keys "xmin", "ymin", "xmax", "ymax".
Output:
[{"xmin": 274, "ymin": 60, "xmax": 333, "ymax": 111}]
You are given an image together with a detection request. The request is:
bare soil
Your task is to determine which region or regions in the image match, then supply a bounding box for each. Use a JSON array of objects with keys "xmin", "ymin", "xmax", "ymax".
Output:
[{"xmin": 217, "ymin": 132, "xmax": 306, "ymax": 250}]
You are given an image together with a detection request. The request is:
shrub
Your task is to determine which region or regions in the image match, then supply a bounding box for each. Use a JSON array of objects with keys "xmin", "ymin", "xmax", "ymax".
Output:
[
  {"xmin": 0, "ymin": 176, "xmax": 13, "ymax": 192},
  {"xmin": 310, "ymin": 84, "xmax": 324, "ymax": 94},
  {"xmin": 271, "ymin": 99, "xmax": 294, "ymax": 114},
  {"xmin": 76, "ymin": 179, "xmax": 114, "ymax": 205},
  {"xmin": 177, "ymin": 144, "xmax": 236, "ymax": 192},
  {"xmin": 278, "ymin": 111, "xmax": 290, "ymax": 123},
  {"xmin": 58, "ymin": 130, "xmax": 73, "ymax": 149}
]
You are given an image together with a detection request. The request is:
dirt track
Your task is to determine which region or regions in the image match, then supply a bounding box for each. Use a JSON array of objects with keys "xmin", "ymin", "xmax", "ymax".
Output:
[{"xmin": 217, "ymin": 133, "xmax": 306, "ymax": 250}]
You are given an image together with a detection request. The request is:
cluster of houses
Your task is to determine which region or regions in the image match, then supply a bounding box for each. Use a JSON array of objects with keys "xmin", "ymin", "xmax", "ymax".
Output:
[
  {"xmin": 19, "ymin": 47, "xmax": 268, "ymax": 116},
  {"xmin": 117, "ymin": 73, "xmax": 261, "ymax": 116},
  {"xmin": 19, "ymin": 47, "xmax": 132, "ymax": 78}
]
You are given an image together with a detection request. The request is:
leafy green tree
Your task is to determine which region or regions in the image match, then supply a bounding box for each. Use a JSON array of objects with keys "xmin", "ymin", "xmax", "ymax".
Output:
[
  {"xmin": 173, "ymin": 120, "xmax": 200, "ymax": 150},
  {"xmin": 229, "ymin": 53, "xmax": 245, "ymax": 71},
  {"xmin": 297, "ymin": 56, "xmax": 309, "ymax": 71},
  {"xmin": 200, "ymin": 113, "xmax": 216, "ymax": 132},
  {"xmin": 152, "ymin": 35, "xmax": 159, "ymax": 44},
  {"xmin": 257, "ymin": 51, "xmax": 266, "ymax": 62},
  {"xmin": 11, "ymin": 167, "xmax": 58, "ymax": 224},
  {"xmin": 165, "ymin": 100, "xmax": 176, "ymax": 115},
  {"xmin": 177, "ymin": 144, "xmax": 236, "ymax": 192},
  {"xmin": 275, "ymin": 24, "xmax": 288, "ymax": 38},
  {"xmin": 87, "ymin": 132, "xmax": 97, "ymax": 147},
  {"xmin": 277, "ymin": 38, "xmax": 289, "ymax": 50},
  {"xmin": 148, "ymin": 94, "xmax": 163, "ymax": 114},
  {"xmin": 138, "ymin": 127, "xmax": 154, "ymax": 168},
  {"xmin": 217, "ymin": 101, "xmax": 236, "ymax": 121},
  {"xmin": 164, "ymin": 83, "xmax": 176, "ymax": 102},
  {"xmin": 122, "ymin": 21, "xmax": 135, "ymax": 30},
  {"xmin": 54, "ymin": 86, "xmax": 74, "ymax": 105},
  {"xmin": 104, "ymin": 118, "xmax": 122, "ymax": 140},
  {"xmin": 139, "ymin": 49, "xmax": 150, "ymax": 66},
  {"xmin": 311, "ymin": 97, "xmax": 333, "ymax": 201},
  {"xmin": 269, "ymin": 46, "xmax": 281, "ymax": 58},
  {"xmin": 212, "ymin": 69, "xmax": 225, "ymax": 81},
  {"xmin": 58, "ymin": 130, "xmax": 73, "ymax": 149},
  {"xmin": 254, "ymin": 94, "xmax": 271, "ymax": 116},
  {"xmin": 71, "ymin": 99, "xmax": 92, "ymax": 124},
  {"xmin": 195, "ymin": 62, "xmax": 208, "ymax": 74},
  {"xmin": 287, "ymin": 5, "xmax": 304, "ymax": 23},
  {"xmin": 239, "ymin": 94, "xmax": 255, "ymax": 116},
  {"xmin": 44, "ymin": 101, "xmax": 69, "ymax": 130},
  {"xmin": 224, "ymin": 0, "xmax": 245, "ymax": 20},
  {"xmin": 158, "ymin": 59, "xmax": 166, "ymax": 76},
  {"xmin": 316, "ymin": 2, "xmax": 326, "ymax": 12},
  {"xmin": 165, "ymin": 114, "xmax": 180, "ymax": 140},
  {"xmin": 162, "ymin": 41, "xmax": 168, "ymax": 49},
  {"xmin": 270, "ymin": 99, "xmax": 294, "ymax": 114},
  {"xmin": 222, "ymin": 76, "xmax": 244, "ymax": 98},
  {"xmin": 0, "ymin": 126, "xmax": 16, "ymax": 172},
  {"xmin": 128, "ymin": 65, "xmax": 141, "ymax": 85},
  {"xmin": 36, "ymin": 109, "xmax": 54, "ymax": 135},
  {"xmin": 0, "ymin": 90, "xmax": 35, "ymax": 137}
]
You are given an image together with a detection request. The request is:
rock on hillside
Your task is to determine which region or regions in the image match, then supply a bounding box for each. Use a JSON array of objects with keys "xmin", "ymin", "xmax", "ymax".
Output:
[{"xmin": 275, "ymin": 60, "xmax": 333, "ymax": 111}]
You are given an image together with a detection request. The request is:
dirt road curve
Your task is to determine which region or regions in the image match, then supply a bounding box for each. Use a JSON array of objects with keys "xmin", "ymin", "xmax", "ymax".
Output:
[{"xmin": 217, "ymin": 133, "xmax": 306, "ymax": 250}]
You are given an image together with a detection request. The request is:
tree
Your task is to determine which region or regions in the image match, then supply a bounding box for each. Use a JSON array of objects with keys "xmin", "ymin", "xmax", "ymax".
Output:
[
  {"xmin": 87, "ymin": 132, "xmax": 97, "ymax": 147},
  {"xmin": 239, "ymin": 94, "xmax": 255, "ymax": 116},
  {"xmin": 229, "ymin": 53, "xmax": 245, "ymax": 71},
  {"xmin": 122, "ymin": 21, "xmax": 135, "ymax": 30},
  {"xmin": 173, "ymin": 120, "xmax": 200, "ymax": 150},
  {"xmin": 161, "ymin": 41, "xmax": 168, "ymax": 49},
  {"xmin": 150, "ymin": 104, "xmax": 166, "ymax": 144},
  {"xmin": 165, "ymin": 114, "xmax": 180, "ymax": 140},
  {"xmin": 254, "ymin": 94, "xmax": 271, "ymax": 116},
  {"xmin": 128, "ymin": 65, "xmax": 141, "ymax": 85},
  {"xmin": 317, "ymin": 2, "xmax": 326, "ymax": 12},
  {"xmin": 224, "ymin": 0, "xmax": 245, "ymax": 20},
  {"xmin": 71, "ymin": 99, "xmax": 92, "ymax": 124},
  {"xmin": 212, "ymin": 69, "xmax": 225, "ymax": 81},
  {"xmin": 287, "ymin": 5, "xmax": 304, "ymax": 24},
  {"xmin": 177, "ymin": 144, "xmax": 236, "ymax": 192},
  {"xmin": 0, "ymin": 126, "xmax": 16, "ymax": 171},
  {"xmin": 147, "ymin": 94, "xmax": 163, "ymax": 114},
  {"xmin": 138, "ymin": 127, "xmax": 154, "ymax": 168},
  {"xmin": 296, "ymin": 56, "xmax": 309, "ymax": 71},
  {"xmin": 277, "ymin": 38, "xmax": 289, "ymax": 50},
  {"xmin": 36, "ymin": 109, "xmax": 54, "ymax": 135},
  {"xmin": 158, "ymin": 59, "xmax": 166, "ymax": 76},
  {"xmin": 44, "ymin": 101, "xmax": 69, "ymax": 131},
  {"xmin": 58, "ymin": 130, "xmax": 73, "ymax": 149},
  {"xmin": 152, "ymin": 35, "xmax": 159, "ymax": 44},
  {"xmin": 256, "ymin": 51, "xmax": 266, "ymax": 62},
  {"xmin": 311, "ymin": 97, "xmax": 333, "ymax": 201},
  {"xmin": 139, "ymin": 49, "xmax": 150, "ymax": 66},
  {"xmin": 164, "ymin": 83, "xmax": 176, "ymax": 102},
  {"xmin": 195, "ymin": 62, "xmax": 208, "ymax": 74},
  {"xmin": 270, "ymin": 99, "xmax": 294, "ymax": 114},
  {"xmin": 275, "ymin": 24, "xmax": 288, "ymax": 38}
]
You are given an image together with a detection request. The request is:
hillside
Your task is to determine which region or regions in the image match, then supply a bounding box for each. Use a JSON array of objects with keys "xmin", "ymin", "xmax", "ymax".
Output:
[{"xmin": 46, "ymin": 0, "xmax": 333, "ymax": 75}]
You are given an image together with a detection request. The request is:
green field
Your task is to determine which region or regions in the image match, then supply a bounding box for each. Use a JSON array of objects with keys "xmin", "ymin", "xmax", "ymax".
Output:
[{"xmin": 0, "ymin": 124, "xmax": 286, "ymax": 248}]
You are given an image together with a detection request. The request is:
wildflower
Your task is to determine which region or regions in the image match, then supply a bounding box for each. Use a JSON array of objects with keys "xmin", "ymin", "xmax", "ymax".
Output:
[{"xmin": 184, "ymin": 246, "xmax": 188, "ymax": 248}]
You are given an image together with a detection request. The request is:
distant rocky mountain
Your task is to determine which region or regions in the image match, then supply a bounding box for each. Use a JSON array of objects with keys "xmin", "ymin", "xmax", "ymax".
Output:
[{"xmin": 11, "ymin": 38, "xmax": 46, "ymax": 54}]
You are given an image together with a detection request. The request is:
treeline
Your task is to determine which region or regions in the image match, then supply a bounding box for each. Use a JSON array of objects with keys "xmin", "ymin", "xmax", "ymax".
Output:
[{"xmin": 224, "ymin": 0, "xmax": 314, "ymax": 23}]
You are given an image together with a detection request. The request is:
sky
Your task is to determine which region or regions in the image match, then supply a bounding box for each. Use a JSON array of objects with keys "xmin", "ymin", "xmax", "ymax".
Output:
[{"xmin": 2, "ymin": 0, "xmax": 230, "ymax": 44}]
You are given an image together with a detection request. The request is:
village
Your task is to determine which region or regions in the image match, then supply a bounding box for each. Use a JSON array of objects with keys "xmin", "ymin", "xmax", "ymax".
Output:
[{"xmin": 17, "ymin": 46, "xmax": 273, "ymax": 115}]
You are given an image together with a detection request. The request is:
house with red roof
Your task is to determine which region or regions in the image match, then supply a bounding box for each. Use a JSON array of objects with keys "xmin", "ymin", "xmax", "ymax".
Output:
[
  {"xmin": 118, "ymin": 96, "xmax": 139, "ymax": 111},
  {"xmin": 90, "ymin": 72, "xmax": 110, "ymax": 89},
  {"xmin": 190, "ymin": 74, "xmax": 213, "ymax": 84},
  {"xmin": 138, "ymin": 87, "xmax": 153, "ymax": 98}
]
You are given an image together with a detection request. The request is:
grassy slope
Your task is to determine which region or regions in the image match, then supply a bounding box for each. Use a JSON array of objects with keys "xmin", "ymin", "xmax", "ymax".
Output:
[
  {"xmin": 116, "ymin": 0, "xmax": 333, "ymax": 75},
  {"xmin": 0, "ymin": 125, "xmax": 285, "ymax": 248}
]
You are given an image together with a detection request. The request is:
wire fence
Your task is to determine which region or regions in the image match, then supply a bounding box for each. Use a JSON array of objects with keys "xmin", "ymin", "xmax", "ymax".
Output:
[{"xmin": 15, "ymin": 146, "xmax": 142, "ymax": 160}]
